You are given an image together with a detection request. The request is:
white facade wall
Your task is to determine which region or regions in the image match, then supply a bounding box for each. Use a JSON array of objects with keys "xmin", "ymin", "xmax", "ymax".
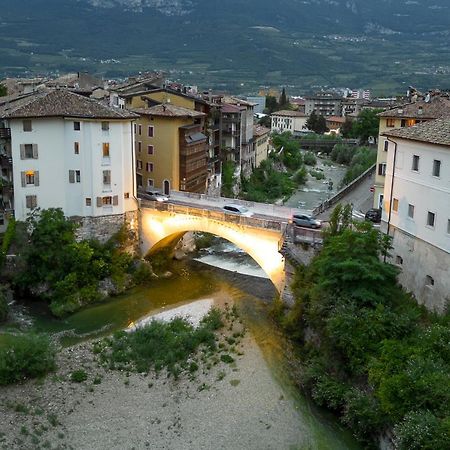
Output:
[
  {"xmin": 382, "ymin": 138, "xmax": 450, "ymax": 312},
  {"xmin": 11, "ymin": 117, "xmax": 137, "ymax": 221},
  {"xmin": 271, "ymin": 115, "xmax": 307, "ymax": 133}
]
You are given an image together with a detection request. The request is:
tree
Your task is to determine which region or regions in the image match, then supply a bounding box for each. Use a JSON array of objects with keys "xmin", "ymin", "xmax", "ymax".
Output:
[
  {"xmin": 0, "ymin": 84, "xmax": 6, "ymax": 97},
  {"xmin": 258, "ymin": 115, "xmax": 271, "ymax": 128},
  {"xmin": 306, "ymin": 111, "xmax": 327, "ymax": 134},
  {"xmin": 340, "ymin": 117, "xmax": 354, "ymax": 138},
  {"xmin": 351, "ymin": 109, "xmax": 383, "ymax": 143},
  {"xmin": 279, "ymin": 88, "xmax": 288, "ymax": 109},
  {"xmin": 265, "ymin": 96, "xmax": 278, "ymax": 114}
]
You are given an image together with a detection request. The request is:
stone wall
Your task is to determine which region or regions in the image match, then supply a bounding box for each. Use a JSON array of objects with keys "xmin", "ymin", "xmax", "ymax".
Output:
[{"xmin": 386, "ymin": 225, "xmax": 449, "ymax": 314}]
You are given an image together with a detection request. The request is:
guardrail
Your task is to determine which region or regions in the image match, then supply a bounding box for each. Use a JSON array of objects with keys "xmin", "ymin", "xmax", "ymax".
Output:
[
  {"xmin": 312, "ymin": 163, "xmax": 376, "ymax": 216},
  {"xmin": 140, "ymin": 199, "xmax": 287, "ymax": 232}
]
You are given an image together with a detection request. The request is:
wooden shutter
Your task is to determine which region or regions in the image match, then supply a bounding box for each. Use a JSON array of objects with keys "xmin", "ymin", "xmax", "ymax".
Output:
[
  {"xmin": 34, "ymin": 171, "xmax": 39, "ymax": 186},
  {"xmin": 96, "ymin": 197, "xmax": 102, "ymax": 207},
  {"xmin": 32, "ymin": 144, "xmax": 38, "ymax": 159},
  {"xmin": 31, "ymin": 195, "xmax": 37, "ymax": 208},
  {"xmin": 21, "ymin": 171, "xmax": 26, "ymax": 187},
  {"xmin": 69, "ymin": 170, "xmax": 75, "ymax": 183},
  {"xmin": 113, "ymin": 195, "xmax": 119, "ymax": 206},
  {"xmin": 20, "ymin": 144, "xmax": 25, "ymax": 159}
]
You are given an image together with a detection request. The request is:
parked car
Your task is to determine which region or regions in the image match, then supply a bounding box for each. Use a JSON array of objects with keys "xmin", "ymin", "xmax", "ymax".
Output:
[
  {"xmin": 365, "ymin": 208, "xmax": 382, "ymax": 223},
  {"xmin": 290, "ymin": 214, "xmax": 321, "ymax": 229},
  {"xmin": 144, "ymin": 189, "xmax": 169, "ymax": 202},
  {"xmin": 222, "ymin": 204, "xmax": 253, "ymax": 217}
]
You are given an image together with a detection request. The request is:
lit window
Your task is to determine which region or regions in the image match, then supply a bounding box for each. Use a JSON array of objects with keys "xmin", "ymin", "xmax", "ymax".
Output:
[
  {"xmin": 124, "ymin": 192, "xmax": 130, "ymax": 199},
  {"xmin": 102, "ymin": 196, "xmax": 112, "ymax": 205},
  {"xmin": 427, "ymin": 211, "xmax": 435, "ymax": 227},
  {"xmin": 408, "ymin": 204, "xmax": 414, "ymax": 218},
  {"xmin": 432, "ymin": 160, "xmax": 441, "ymax": 177},
  {"xmin": 25, "ymin": 171, "xmax": 35, "ymax": 185},
  {"xmin": 412, "ymin": 155, "xmax": 419, "ymax": 171},
  {"xmin": 393, "ymin": 198, "xmax": 399, "ymax": 212},
  {"xmin": 74, "ymin": 121, "xmax": 81, "ymax": 131},
  {"xmin": 103, "ymin": 143, "xmax": 110, "ymax": 157}
]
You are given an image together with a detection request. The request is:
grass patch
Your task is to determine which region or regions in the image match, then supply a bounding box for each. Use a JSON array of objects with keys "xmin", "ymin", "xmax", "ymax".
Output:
[
  {"xmin": 96, "ymin": 308, "xmax": 224, "ymax": 377},
  {"xmin": 70, "ymin": 369, "xmax": 88, "ymax": 383}
]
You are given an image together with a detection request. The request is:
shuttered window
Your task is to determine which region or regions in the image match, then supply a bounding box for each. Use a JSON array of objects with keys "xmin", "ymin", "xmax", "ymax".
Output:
[
  {"xmin": 69, "ymin": 170, "xmax": 75, "ymax": 183},
  {"xmin": 103, "ymin": 170, "xmax": 111, "ymax": 185},
  {"xmin": 20, "ymin": 144, "xmax": 38, "ymax": 159},
  {"xmin": 21, "ymin": 171, "xmax": 39, "ymax": 186},
  {"xmin": 25, "ymin": 195, "xmax": 37, "ymax": 209}
]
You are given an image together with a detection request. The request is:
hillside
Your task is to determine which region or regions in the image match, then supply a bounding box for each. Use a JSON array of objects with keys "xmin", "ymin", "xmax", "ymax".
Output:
[{"xmin": 0, "ymin": 0, "xmax": 449, "ymax": 93}]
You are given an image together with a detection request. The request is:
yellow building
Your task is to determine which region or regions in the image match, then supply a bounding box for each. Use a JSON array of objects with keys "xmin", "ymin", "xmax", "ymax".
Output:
[
  {"xmin": 253, "ymin": 125, "xmax": 272, "ymax": 167},
  {"xmin": 132, "ymin": 103, "xmax": 208, "ymax": 194},
  {"xmin": 374, "ymin": 94, "xmax": 450, "ymax": 208}
]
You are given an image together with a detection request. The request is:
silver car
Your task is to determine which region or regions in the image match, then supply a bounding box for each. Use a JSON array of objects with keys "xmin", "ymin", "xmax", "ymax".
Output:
[
  {"xmin": 290, "ymin": 214, "xmax": 321, "ymax": 229},
  {"xmin": 222, "ymin": 204, "xmax": 253, "ymax": 217}
]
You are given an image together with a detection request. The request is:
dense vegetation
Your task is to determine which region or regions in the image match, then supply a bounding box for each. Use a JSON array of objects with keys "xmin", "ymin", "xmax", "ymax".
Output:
[
  {"xmin": 0, "ymin": 334, "xmax": 56, "ymax": 385},
  {"xmin": 277, "ymin": 206, "xmax": 450, "ymax": 448},
  {"xmin": 342, "ymin": 109, "xmax": 383, "ymax": 143},
  {"xmin": 12, "ymin": 209, "xmax": 139, "ymax": 317},
  {"xmin": 95, "ymin": 308, "xmax": 224, "ymax": 378},
  {"xmin": 0, "ymin": 288, "xmax": 8, "ymax": 322},
  {"xmin": 221, "ymin": 160, "xmax": 236, "ymax": 198},
  {"xmin": 331, "ymin": 144, "xmax": 376, "ymax": 186}
]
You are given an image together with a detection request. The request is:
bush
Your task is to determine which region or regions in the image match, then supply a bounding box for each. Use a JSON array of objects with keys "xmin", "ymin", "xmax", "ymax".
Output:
[
  {"xmin": 0, "ymin": 334, "xmax": 56, "ymax": 385},
  {"xmin": 0, "ymin": 288, "xmax": 8, "ymax": 322},
  {"xmin": 303, "ymin": 152, "xmax": 317, "ymax": 166},
  {"xmin": 70, "ymin": 369, "xmax": 88, "ymax": 383},
  {"xmin": 309, "ymin": 169, "xmax": 325, "ymax": 180}
]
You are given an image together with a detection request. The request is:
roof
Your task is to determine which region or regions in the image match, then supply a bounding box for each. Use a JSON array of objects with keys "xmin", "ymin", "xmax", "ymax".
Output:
[
  {"xmin": 0, "ymin": 89, "xmax": 137, "ymax": 120},
  {"xmin": 383, "ymin": 118, "xmax": 450, "ymax": 147},
  {"xmin": 131, "ymin": 103, "xmax": 205, "ymax": 118},
  {"xmin": 222, "ymin": 96, "xmax": 257, "ymax": 107},
  {"xmin": 271, "ymin": 110, "xmax": 307, "ymax": 117},
  {"xmin": 326, "ymin": 116, "xmax": 346, "ymax": 123},
  {"xmin": 253, "ymin": 125, "xmax": 270, "ymax": 137},
  {"xmin": 221, "ymin": 103, "xmax": 245, "ymax": 114},
  {"xmin": 378, "ymin": 95, "xmax": 450, "ymax": 119},
  {"xmin": 185, "ymin": 132, "xmax": 207, "ymax": 144}
]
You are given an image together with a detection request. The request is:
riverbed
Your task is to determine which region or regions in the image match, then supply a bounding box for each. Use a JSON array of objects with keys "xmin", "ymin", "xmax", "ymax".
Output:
[{"xmin": 0, "ymin": 253, "xmax": 360, "ymax": 449}]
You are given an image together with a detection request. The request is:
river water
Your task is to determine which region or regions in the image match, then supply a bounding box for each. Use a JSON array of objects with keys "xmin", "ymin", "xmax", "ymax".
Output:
[{"xmin": 1, "ymin": 237, "xmax": 360, "ymax": 449}]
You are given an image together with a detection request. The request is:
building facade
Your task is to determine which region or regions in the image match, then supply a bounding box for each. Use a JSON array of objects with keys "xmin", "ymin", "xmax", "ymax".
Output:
[
  {"xmin": 381, "ymin": 119, "xmax": 450, "ymax": 313},
  {"xmin": 305, "ymin": 93, "xmax": 343, "ymax": 117},
  {"xmin": 253, "ymin": 125, "xmax": 272, "ymax": 167},
  {"xmin": 271, "ymin": 110, "xmax": 308, "ymax": 134},
  {"xmin": 0, "ymin": 90, "xmax": 138, "ymax": 238}
]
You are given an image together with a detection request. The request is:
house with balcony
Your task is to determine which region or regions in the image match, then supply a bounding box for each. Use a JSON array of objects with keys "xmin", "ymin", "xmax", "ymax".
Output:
[
  {"xmin": 0, "ymin": 89, "xmax": 138, "ymax": 240},
  {"xmin": 373, "ymin": 93, "xmax": 450, "ymax": 209},
  {"xmin": 305, "ymin": 93, "xmax": 343, "ymax": 117},
  {"xmin": 381, "ymin": 119, "xmax": 450, "ymax": 313}
]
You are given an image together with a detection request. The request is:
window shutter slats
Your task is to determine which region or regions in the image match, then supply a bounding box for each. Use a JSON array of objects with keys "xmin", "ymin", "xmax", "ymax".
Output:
[
  {"xmin": 34, "ymin": 171, "xmax": 39, "ymax": 186},
  {"xmin": 96, "ymin": 197, "xmax": 102, "ymax": 207},
  {"xmin": 20, "ymin": 144, "xmax": 25, "ymax": 159},
  {"xmin": 113, "ymin": 195, "xmax": 118, "ymax": 206},
  {"xmin": 69, "ymin": 170, "xmax": 75, "ymax": 183},
  {"xmin": 32, "ymin": 144, "xmax": 38, "ymax": 159},
  {"xmin": 21, "ymin": 171, "xmax": 26, "ymax": 187}
]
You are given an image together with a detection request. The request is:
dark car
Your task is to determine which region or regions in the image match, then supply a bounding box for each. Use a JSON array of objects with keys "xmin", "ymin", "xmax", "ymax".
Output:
[
  {"xmin": 365, "ymin": 208, "xmax": 382, "ymax": 223},
  {"xmin": 290, "ymin": 214, "xmax": 322, "ymax": 229}
]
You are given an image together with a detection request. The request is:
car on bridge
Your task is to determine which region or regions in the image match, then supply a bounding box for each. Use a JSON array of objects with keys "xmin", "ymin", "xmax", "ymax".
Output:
[
  {"xmin": 140, "ymin": 189, "xmax": 169, "ymax": 202},
  {"xmin": 290, "ymin": 214, "xmax": 322, "ymax": 229},
  {"xmin": 222, "ymin": 204, "xmax": 253, "ymax": 217}
]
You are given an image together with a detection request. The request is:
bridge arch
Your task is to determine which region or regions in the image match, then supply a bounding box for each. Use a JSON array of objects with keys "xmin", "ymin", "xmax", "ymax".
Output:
[{"xmin": 140, "ymin": 208, "xmax": 286, "ymax": 291}]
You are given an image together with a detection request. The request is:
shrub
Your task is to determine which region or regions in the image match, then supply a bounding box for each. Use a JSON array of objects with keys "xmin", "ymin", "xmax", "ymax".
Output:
[
  {"xmin": 303, "ymin": 152, "xmax": 317, "ymax": 166},
  {"xmin": 70, "ymin": 369, "xmax": 88, "ymax": 383},
  {"xmin": 309, "ymin": 169, "xmax": 325, "ymax": 180},
  {"xmin": 0, "ymin": 288, "xmax": 8, "ymax": 322},
  {"xmin": 0, "ymin": 334, "xmax": 56, "ymax": 385}
]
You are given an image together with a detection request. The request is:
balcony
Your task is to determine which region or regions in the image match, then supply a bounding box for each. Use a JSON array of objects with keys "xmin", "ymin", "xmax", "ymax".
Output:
[{"xmin": 0, "ymin": 128, "xmax": 11, "ymax": 139}]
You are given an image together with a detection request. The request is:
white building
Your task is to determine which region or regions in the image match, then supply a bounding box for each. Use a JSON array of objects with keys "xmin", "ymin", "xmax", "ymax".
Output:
[
  {"xmin": 382, "ymin": 119, "xmax": 450, "ymax": 313},
  {"xmin": 0, "ymin": 89, "xmax": 138, "ymax": 239},
  {"xmin": 271, "ymin": 110, "xmax": 308, "ymax": 134}
]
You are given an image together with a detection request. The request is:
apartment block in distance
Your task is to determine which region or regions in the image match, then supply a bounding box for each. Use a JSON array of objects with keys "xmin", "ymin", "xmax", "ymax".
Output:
[
  {"xmin": 0, "ymin": 89, "xmax": 138, "ymax": 241},
  {"xmin": 381, "ymin": 119, "xmax": 450, "ymax": 313},
  {"xmin": 271, "ymin": 110, "xmax": 308, "ymax": 134}
]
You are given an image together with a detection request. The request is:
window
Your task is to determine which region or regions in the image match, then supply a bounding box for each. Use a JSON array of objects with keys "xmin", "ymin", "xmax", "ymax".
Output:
[
  {"xmin": 124, "ymin": 192, "xmax": 130, "ymax": 199},
  {"xmin": 74, "ymin": 121, "xmax": 81, "ymax": 131},
  {"xmin": 147, "ymin": 145, "xmax": 154, "ymax": 155},
  {"xmin": 25, "ymin": 171, "xmax": 35, "ymax": 185},
  {"xmin": 386, "ymin": 118, "xmax": 395, "ymax": 127},
  {"xmin": 74, "ymin": 142, "xmax": 80, "ymax": 154},
  {"xmin": 147, "ymin": 179, "xmax": 154, "ymax": 187},
  {"xmin": 148, "ymin": 126, "xmax": 154, "ymax": 137},
  {"xmin": 408, "ymin": 204, "xmax": 415, "ymax": 218},
  {"xmin": 138, "ymin": 124, "xmax": 142, "ymax": 135},
  {"xmin": 378, "ymin": 163, "xmax": 386, "ymax": 176},
  {"xmin": 103, "ymin": 143, "xmax": 110, "ymax": 157},
  {"xmin": 396, "ymin": 255, "xmax": 403, "ymax": 265},
  {"xmin": 137, "ymin": 142, "xmax": 142, "ymax": 153},
  {"xmin": 23, "ymin": 120, "xmax": 32, "ymax": 132},
  {"xmin": 146, "ymin": 162, "xmax": 153, "ymax": 172},
  {"xmin": 393, "ymin": 198, "xmax": 399, "ymax": 212},
  {"xmin": 26, "ymin": 195, "xmax": 37, "ymax": 209},
  {"xmin": 384, "ymin": 140, "xmax": 389, "ymax": 152},
  {"xmin": 427, "ymin": 211, "xmax": 435, "ymax": 227},
  {"xmin": 76, "ymin": 170, "xmax": 81, "ymax": 183},
  {"xmin": 412, "ymin": 155, "xmax": 420, "ymax": 171},
  {"xmin": 101, "ymin": 121, "xmax": 109, "ymax": 131},
  {"xmin": 134, "ymin": 123, "xmax": 137, "ymax": 134},
  {"xmin": 425, "ymin": 275, "xmax": 435, "ymax": 286},
  {"xmin": 21, "ymin": 170, "xmax": 39, "ymax": 187},
  {"xmin": 86, "ymin": 198, "xmax": 92, "ymax": 206},
  {"xmin": 20, "ymin": 144, "xmax": 37, "ymax": 159},
  {"xmin": 102, "ymin": 196, "xmax": 112, "ymax": 205},
  {"xmin": 432, "ymin": 159, "xmax": 441, "ymax": 177},
  {"xmin": 103, "ymin": 170, "xmax": 111, "ymax": 186},
  {"xmin": 137, "ymin": 160, "xmax": 143, "ymax": 170}
]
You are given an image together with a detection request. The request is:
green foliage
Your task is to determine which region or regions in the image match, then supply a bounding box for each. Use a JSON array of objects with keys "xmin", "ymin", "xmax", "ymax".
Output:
[
  {"xmin": 148, "ymin": 247, "xmax": 172, "ymax": 274},
  {"xmin": 0, "ymin": 84, "xmax": 6, "ymax": 97},
  {"xmin": 0, "ymin": 218, "xmax": 16, "ymax": 268},
  {"xmin": 70, "ymin": 369, "xmax": 88, "ymax": 383},
  {"xmin": 265, "ymin": 96, "xmax": 278, "ymax": 114},
  {"xmin": 306, "ymin": 111, "xmax": 327, "ymax": 134},
  {"xmin": 309, "ymin": 169, "xmax": 325, "ymax": 180},
  {"xmin": 272, "ymin": 132, "xmax": 303, "ymax": 171},
  {"xmin": 0, "ymin": 334, "xmax": 56, "ymax": 385},
  {"xmin": 195, "ymin": 232, "xmax": 215, "ymax": 250},
  {"xmin": 258, "ymin": 115, "xmax": 271, "ymax": 128},
  {"xmin": 221, "ymin": 161, "xmax": 236, "ymax": 197},
  {"xmin": 341, "ymin": 147, "xmax": 377, "ymax": 186},
  {"xmin": 330, "ymin": 144, "xmax": 355, "ymax": 165},
  {"xmin": 14, "ymin": 208, "xmax": 135, "ymax": 316},
  {"xmin": 303, "ymin": 151, "xmax": 317, "ymax": 166},
  {"xmin": 340, "ymin": 117, "xmax": 354, "ymax": 138},
  {"xmin": 98, "ymin": 308, "xmax": 223, "ymax": 376},
  {"xmin": 0, "ymin": 286, "xmax": 8, "ymax": 322},
  {"xmin": 350, "ymin": 109, "xmax": 383, "ymax": 143}
]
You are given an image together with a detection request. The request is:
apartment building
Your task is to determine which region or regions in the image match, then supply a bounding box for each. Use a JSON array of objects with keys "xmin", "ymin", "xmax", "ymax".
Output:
[
  {"xmin": 381, "ymin": 119, "xmax": 450, "ymax": 313},
  {"xmin": 271, "ymin": 110, "xmax": 308, "ymax": 134},
  {"xmin": 132, "ymin": 103, "xmax": 208, "ymax": 194},
  {"xmin": 305, "ymin": 93, "xmax": 343, "ymax": 117},
  {"xmin": 373, "ymin": 93, "xmax": 450, "ymax": 208},
  {"xmin": 253, "ymin": 125, "xmax": 272, "ymax": 167},
  {"xmin": 0, "ymin": 89, "xmax": 138, "ymax": 238}
]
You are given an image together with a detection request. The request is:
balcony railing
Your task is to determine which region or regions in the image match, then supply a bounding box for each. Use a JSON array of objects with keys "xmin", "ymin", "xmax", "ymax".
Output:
[{"xmin": 0, "ymin": 128, "xmax": 11, "ymax": 139}]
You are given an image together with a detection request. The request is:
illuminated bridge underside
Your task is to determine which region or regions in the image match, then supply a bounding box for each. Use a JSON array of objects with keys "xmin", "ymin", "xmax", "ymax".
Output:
[{"xmin": 140, "ymin": 207, "xmax": 286, "ymax": 291}]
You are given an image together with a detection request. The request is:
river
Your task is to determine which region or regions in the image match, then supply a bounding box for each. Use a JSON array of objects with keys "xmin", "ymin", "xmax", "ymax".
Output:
[{"xmin": 1, "ymin": 237, "xmax": 360, "ymax": 449}]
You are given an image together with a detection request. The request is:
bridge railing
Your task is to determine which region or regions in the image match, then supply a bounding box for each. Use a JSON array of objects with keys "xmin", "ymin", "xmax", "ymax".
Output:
[{"xmin": 140, "ymin": 199, "xmax": 287, "ymax": 232}]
